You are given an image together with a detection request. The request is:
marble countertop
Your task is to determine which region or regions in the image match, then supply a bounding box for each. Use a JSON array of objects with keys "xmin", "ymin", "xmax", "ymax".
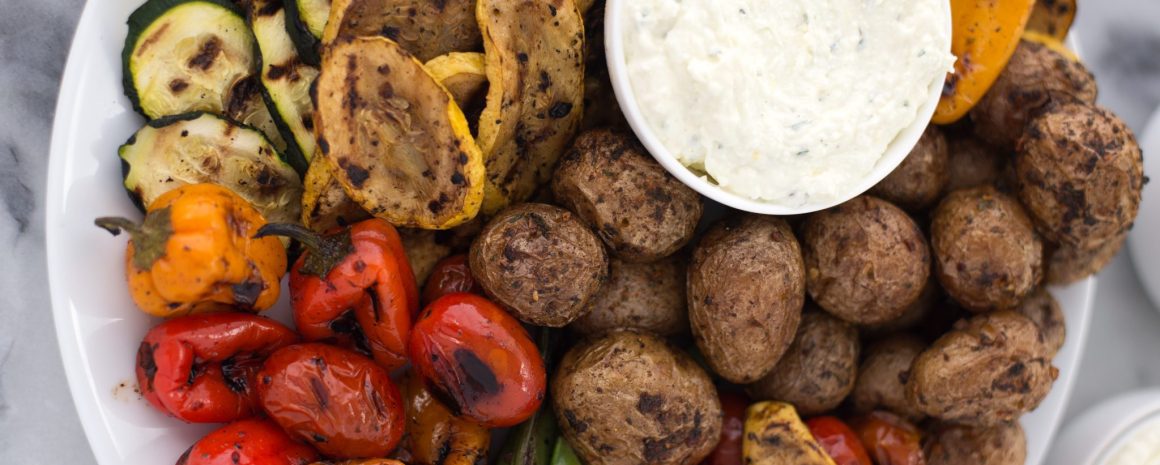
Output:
[{"xmin": 1, "ymin": 0, "xmax": 1158, "ymax": 463}]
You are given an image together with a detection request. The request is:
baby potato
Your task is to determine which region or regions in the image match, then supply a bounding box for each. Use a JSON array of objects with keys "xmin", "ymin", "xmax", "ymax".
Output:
[
  {"xmin": 552, "ymin": 129, "xmax": 703, "ymax": 263},
  {"xmin": 1016, "ymin": 102, "xmax": 1144, "ymax": 250},
  {"xmin": 688, "ymin": 215, "xmax": 806, "ymax": 384},
  {"xmin": 745, "ymin": 311, "xmax": 860, "ymax": 416},
  {"xmin": 861, "ymin": 276, "xmax": 941, "ymax": 337},
  {"xmin": 470, "ymin": 203, "xmax": 609, "ymax": 327},
  {"xmin": 1016, "ymin": 288, "xmax": 1067, "ymax": 357},
  {"xmin": 802, "ymin": 196, "xmax": 930, "ymax": 325},
  {"xmin": 906, "ymin": 311, "xmax": 1057, "ymax": 426},
  {"xmin": 552, "ymin": 331, "xmax": 722, "ymax": 465},
  {"xmin": 870, "ymin": 126, "xmax": 949, "ymax": 212},
  {"xmin": 924, "ymin": 422, "xmax": 1027, "ymax": 465},
  {"xmin": 850, "ymin": 335, "xmax": 926, "ymax": 420},
  {"xmin": 931, "ymin": 186, "xmax": 1043, "ymax": 312},
  {"xmin": 971, "ymin": 39, "xmax": 1097, "ymax": 150},
  {"xmin": 943, "ymin": 134, "xmax": 1010, "ymax": 194},
  {"xmin": 569, "ymin": 255, "xmax": 689, "ymax": 339},
  {"xmin": 1046, "ymin": 231, "xmax": 1128, "ymax": 285}
]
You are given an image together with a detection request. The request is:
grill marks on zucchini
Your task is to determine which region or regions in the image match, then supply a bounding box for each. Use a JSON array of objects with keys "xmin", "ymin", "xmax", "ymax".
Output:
[
  {"xmin": 123, "ymin": 0, "xmax": 258, "ymax": 119},
  {"xmin": 321, "ymin": 0, "xmax": 481, "ymax": 62},
  {"xmin": 249, "ymin": 0, "xmax": 319, "ymax": 174},
  {"xmin": 120, "ymin": 112, "xmax": 304, "ymax": 224},
  {"xmin": 476, "ymin": 0, "xmax": 586, "ymax": 214},
  {"xmin": 315, "ymin": 37, "xmax": 484, "ymax": 229}
]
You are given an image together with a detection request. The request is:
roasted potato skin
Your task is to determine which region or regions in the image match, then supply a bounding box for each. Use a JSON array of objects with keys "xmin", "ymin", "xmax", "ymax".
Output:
[
  {"xmin": 1016, "ymin": 288, "xmax": 1066, "ymax": 357},
  {"xmin": 851, "ymin": 335, "xmax": 926, "ymax": 420},
  {"xmin": 469, "ymin": 203, "xmax": 608, "ymax": 327},
  {"xmin": 906, "ymin": 311, "xmax": 1057, "ymax": 426},
  {"xmin": 552, "ymin": 331, "xmax": 722, "ymax": 465},
  {"xmin": 552, "ymin": 130, "xmax": 703, "ymax": 263},
  {"xmin": 746, "ymin": 311, "xmax": 860, "ymax": 416},
  {"xmin": 943, "ymin": 134, "xmax": 1009, "ymax": 193},
  {"xmin": 570, "ymin": 255, "xmax": 689, "ymax": 339},
  {"xmin": 1016, "ymin": 102, "xmax": 1144, "ymax": 250},
  {"xmin": 802, "ymin": 196, "xmax": 930, "ymax": 325},
  {"xmin": 971, "ymin": 40, "xmax": 1097, "ymax": 149},
  {"xmin": 870, "ymin": 126, "xmax": 948, "ymax": 212},
  {"xmin": 1046, "ymin": 231, "xmax": 1127, "ymax": 285},
  {"xmin": 931, "ymin": 186, "xmax": 1043, "ymax": 312},
  {"xmin": 688, "ymin": 216, "xmax": 806, "ymax": 384},
  {"xmin": 861, "ymin": 276, "xmax": 941, "ymax": 337},
  {"xmin": 924, "ymin": 422, "xmax": 1027, "ymax": 465}
]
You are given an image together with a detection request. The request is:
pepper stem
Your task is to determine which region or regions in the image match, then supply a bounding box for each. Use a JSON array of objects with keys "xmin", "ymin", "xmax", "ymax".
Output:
[
  {"xmin": 94, "ymin": 208, "xmax": 174, "ymax": 270},
  {"xmin": 255, "ymin": 223, "xmax": 355, "ymax": 277},
  {"xmin": 94, "ymin": 217, "xmax": 142, "ymax": 237}
]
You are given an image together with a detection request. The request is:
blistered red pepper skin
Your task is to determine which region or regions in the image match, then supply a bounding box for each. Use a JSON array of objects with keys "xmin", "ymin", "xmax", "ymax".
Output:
[
  {"xmin": 257, "ymin": 343, "xmax": 406, "ymax": 459},
  {"xmin": 409, "ymin": 293, "xmax": 546, "ymax": 428},
  {"xmin": 288, "ymin": 219, "xmax": 418, "ymax": 371},
  {"xmin": 701, "ymin": 391, "xmax": 749, "ymax": 465},
  {"xmin": 136, "ymin": 313, "xmax": 299, "ymax": 423},
  {"xmin": 177, "ymin": 418, "xmax": 319, "ymax": 465},
  {"xmin": 806, "ymin": 417, "xmax": 873, "ymax": 465},
  {"xmin": 850, "ymin": 411, "xmax": 926, "ymax": 465},
  {"xmin": 421, "ymin": 254, "xmax": 483, "ymax": 305}
]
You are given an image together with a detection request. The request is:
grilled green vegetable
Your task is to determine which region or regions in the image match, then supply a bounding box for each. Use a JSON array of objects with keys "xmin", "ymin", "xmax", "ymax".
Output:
[
  {"xmin": 283, "ymin": 0, "xmax": 329, "ymax": 64},
  {"xmin": 249, "ymin": 0, "xmax": 317, "ymax": 173},
  {"xmin": 120, "ymin": 112, "xmax": 303, "ymax": 224},
  {"xmin": 122, "ymin": 0, "xmax": 258, "ymax": 119}
]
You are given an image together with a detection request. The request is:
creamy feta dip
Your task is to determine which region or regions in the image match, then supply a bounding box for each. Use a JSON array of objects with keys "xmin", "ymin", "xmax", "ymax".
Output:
[
  {"xmin": 621, "ymin": 0, "xmax": 954, "ymax": 206},
  {"xmin": 1104, "ymin": 418, "xmax": 1160, "ymax": 465}
]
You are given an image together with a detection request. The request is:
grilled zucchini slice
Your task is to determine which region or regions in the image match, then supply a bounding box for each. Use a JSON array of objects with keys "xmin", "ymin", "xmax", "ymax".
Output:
[
  {"xmin": 224, "ymin": 76, "xmax": 289, "ymax": 153},
  {"xmin": 320, "ymin": 0, "xmax": 480, "ymax": 62},
  {"xmin": 476, "ymin": 0, "xmax": 585, "ymax": 214},
  {"xmin": 250, "ymin": 0, "xmax": 318, "ymax": 174},
  {"xmin": 315, "ymin": 37, "xmax": 484, "ymax": 230},
  {"xmin": 301, "ymin": 151, "xmax": 370, "ymax": 232},
  {"xmin": 122, "ymin": 0, "xmax": 258, "ymax": 119},
  {"xmin": 283, "ymin": 0, "xmax": 329, "ymax": 65},
  {"xmin": 120, "ymin": 112, "xmax": 303, "ymax": 224}
]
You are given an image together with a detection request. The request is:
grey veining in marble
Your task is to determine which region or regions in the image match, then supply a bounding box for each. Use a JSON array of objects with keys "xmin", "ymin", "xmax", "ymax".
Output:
[
  {"xmin": 0, "ymin": 0, "xmax": 93, "ymax": 462},
  {"xmin": 0, "ymin": 0, "xmax": 1157, "ymax": 463}
]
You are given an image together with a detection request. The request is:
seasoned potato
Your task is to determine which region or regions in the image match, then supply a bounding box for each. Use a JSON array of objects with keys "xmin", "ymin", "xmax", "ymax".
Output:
[
  {"xmin": 943, "ymin": 134, "xmax": 1009, "ymax": 193},
  {"xmin": 802, "ymin": 196, "xmax": 930, "ymax": 325},
  {"xmin": 906, "ymin": 311, "xmax": 1057, "ymax": 426},
  {"xmin": 470, "ymin": 203, "xmax": 608, "ymax": 327},
  {"xmin": 869, "ymin": 126, "xmax": 948, "ymax": 212},
  {"xmin": 971, "ymin": 40, "xmax": 1097, "ymax": 149},
  {"xmin": 552, "ymin": 331, "xmax": 722, "ymax": 465},
  {"xmin": 689, "ymin": 216, "xmax": 805, "ymax": 383},
  {"xmin": 1016, "ymin": 102, "xmax": 1144, "ymax": 249},
  {"xmin": 570, "ymin": 255, "xmax": 689, "ymax": 339},
  {"xmin": 746, "ymin": 311, "xmax": 860, "ymax": 416},
  {"xmin": 861, "ymin": 276, "xmax": 941, "ymax": 337},
  {"xmin": 851, "ymin": 335, "xmax": 926, "ymax": 420},
  {"xmin": 552, "ymin": 130, "xmax": 703, "ymax": 262},
  {"xmin": 301, "ymin": 153, "xmax": 370, "ymax": 232},
  {"xmin": 1016, "ymin": 288, "xmax": 1066, "ymax": 357},
  {"xmin": 742, "ymin": 402, "xmax": 835, "ymax": 465},
  {"xmin": 476, "ymin": 0, "xmax": 585, "ymax": 214},
  {"xmin": 320, "ymin": 0, "xmax": 480, "ymax": 62},
  {"xmin": 931, "ymin": 186, "xmax": 1043, "ymax": 312},
  {"xmin": 1046, "ymin": 231, "xmax": 1128, "ymax": 285},
  {"xmin": 924, "ymin": 422, "xmax": 1027, "ymax": 465}
]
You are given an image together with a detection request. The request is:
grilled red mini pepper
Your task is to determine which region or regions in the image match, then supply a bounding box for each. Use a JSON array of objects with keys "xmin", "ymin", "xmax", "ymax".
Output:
[
  {"xmin": 806, "ymin": 416, "xmax": 872, "ymax": 465},
  {"xmin": 136, "ymin": 313, "xmax": 299, "ymax": 423},
  {"xmin": 701, "ymin": 391, "xmax": 750, "ymax": 465},
  {"xmin": 178, "ymin": 417, "xmax": 319, "ymax": 465},
  {"xmin": 422, "ymin": 254, "xmax": 483, "ymax": 305},
  {"xmin": 256, "ymin": 219, "xmax": 418, "ymax": 371},
  {"xmin": 409, "ymin": 293, "xmax": 546, "ymax": 428}
]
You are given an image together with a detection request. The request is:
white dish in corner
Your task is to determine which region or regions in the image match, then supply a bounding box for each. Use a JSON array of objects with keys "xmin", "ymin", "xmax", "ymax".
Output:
[
  {"xmin": 1128, "ymin": 108, "xmax": 1160, "ymax": 310},
  {"xmin": 45, "ymin": 2, "xmax": 1093, "ymax": 465}
]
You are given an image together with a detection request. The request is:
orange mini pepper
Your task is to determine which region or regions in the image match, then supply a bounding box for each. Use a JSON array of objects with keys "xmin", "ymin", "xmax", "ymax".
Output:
[{"xmin": 95, "ymin": 183, "xmax": 287, "ymax": 317}]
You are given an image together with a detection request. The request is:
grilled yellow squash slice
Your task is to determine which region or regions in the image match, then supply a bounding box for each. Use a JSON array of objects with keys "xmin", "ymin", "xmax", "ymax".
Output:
[
  {"xmin": 476, "ymin": 0, "xmax": 585, "ymax": 214},
  {"xmin": 320, "ymin": 0, "xmax": 480, "ymax": 62},
  {"xmin": 315, "ymin": 37, "xmax": 484, "ymax": 230}
]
